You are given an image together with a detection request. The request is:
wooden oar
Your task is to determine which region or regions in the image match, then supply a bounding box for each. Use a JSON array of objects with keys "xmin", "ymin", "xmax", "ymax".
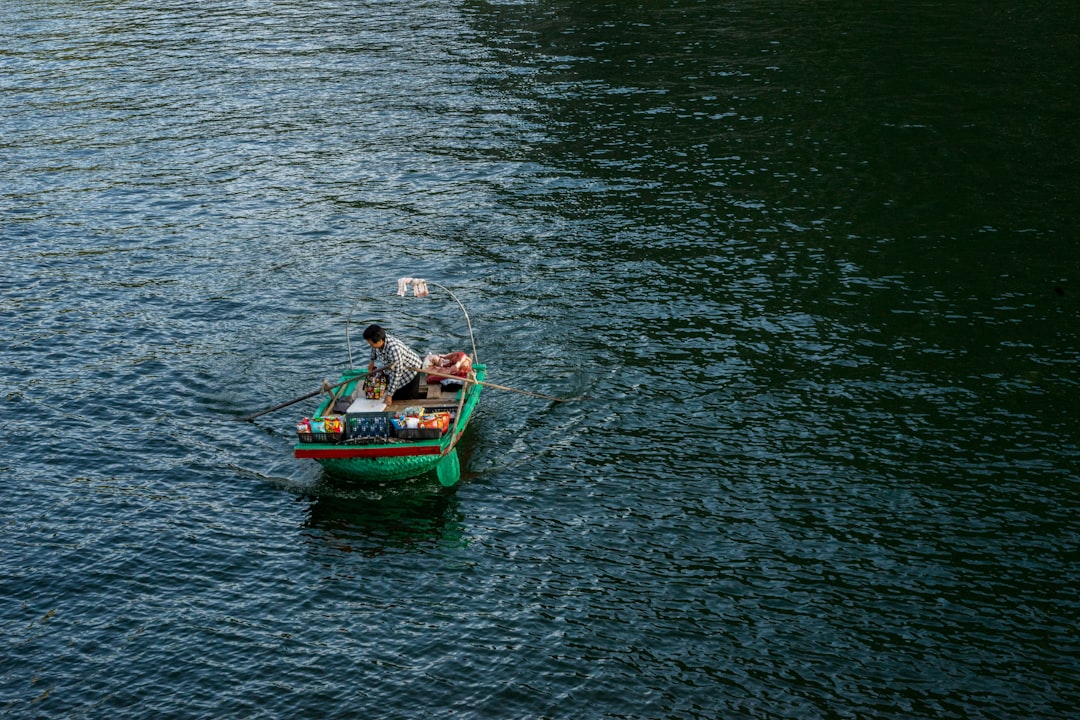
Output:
[
  {"xmin": 239, "ymin": 377, "xmax": 355, "ymax": 422},
  {"xmin": 242, "ymin": 364, "xmax": 573, "ymax": 423},
  {"xmin": 409, "ymin": 366, "xmax": 576, "ymax": 403}
]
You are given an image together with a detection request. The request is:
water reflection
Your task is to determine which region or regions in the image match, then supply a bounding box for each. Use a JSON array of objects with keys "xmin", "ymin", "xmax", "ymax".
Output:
[{"xmin": 301, "ymin": 477, "xmax": 466, "ymax": 557}]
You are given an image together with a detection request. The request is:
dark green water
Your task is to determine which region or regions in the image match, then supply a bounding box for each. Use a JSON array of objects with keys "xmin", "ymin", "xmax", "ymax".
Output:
[{"xmin": 2, "ymin": 1, "xmax": 1077, "ymax": 718}]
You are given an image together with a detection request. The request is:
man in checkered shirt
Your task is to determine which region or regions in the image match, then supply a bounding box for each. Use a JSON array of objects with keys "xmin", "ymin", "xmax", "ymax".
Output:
[{"xmin": 363, "ymin": 324, "xmax": 422, "ymax": 404}]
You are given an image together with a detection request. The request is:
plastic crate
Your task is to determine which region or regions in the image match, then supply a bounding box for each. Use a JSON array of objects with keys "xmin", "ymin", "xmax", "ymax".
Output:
[
  {"xmin": 392, "ymin": 427, "xmax": 443, "ymax": 440},
  {"xmin": 390, "ymin": 411, "xmax": 450, "ymax": 440},
  {"xmin": 297, "ymin": 415, "xmax": 346, "ymax": 444},
  {"xmin": 393, "ymin": 427, "xmax": 442, "ymax": 440},
  {"xmin": 346, "ymin": 412, "xmax": 391, "ymax": 439},
  {"xmin": 297, "ymin": 431, "xmax": 345, "ymax": 444}
]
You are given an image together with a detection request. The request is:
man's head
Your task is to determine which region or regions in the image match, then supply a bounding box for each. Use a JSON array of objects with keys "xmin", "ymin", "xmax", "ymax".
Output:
[{"xmin": 363, "ymin": 324, "xmax": 386, "ymax": 348}]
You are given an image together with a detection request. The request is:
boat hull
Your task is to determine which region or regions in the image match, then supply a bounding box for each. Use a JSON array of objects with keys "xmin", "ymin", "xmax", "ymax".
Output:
[{"xmin": 307, "ymin": 449, "xmax": 451, "ymax": 483}]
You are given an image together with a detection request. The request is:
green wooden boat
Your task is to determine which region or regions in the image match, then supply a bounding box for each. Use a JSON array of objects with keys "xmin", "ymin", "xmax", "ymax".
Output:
[
  {"xmin": 292, "ymin": 278, "xmax": 483, "ymax": 487},
  {"xmin": 293, "ymin": 363, "xmax": 484, "ymax": 487}
]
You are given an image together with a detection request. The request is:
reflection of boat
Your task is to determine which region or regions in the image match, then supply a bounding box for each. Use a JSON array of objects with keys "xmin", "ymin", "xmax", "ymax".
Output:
[
  {"xmin": 293, "ymin": 279, "xmax": 482, "ymax": 487},
  {"xmin": 303, "ymin": 479, "xmax": 465, "ymax": 555}
]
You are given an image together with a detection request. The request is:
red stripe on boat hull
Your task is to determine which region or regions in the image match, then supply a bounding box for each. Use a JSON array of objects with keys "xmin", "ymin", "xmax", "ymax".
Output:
[{"xmin": 295, "ymin": 443, "xmax": 445, "ymax": 460}]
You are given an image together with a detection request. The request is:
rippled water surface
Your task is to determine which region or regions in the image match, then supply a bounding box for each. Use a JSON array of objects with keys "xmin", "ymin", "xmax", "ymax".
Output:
[{"xmin": 3, "ymin": 1, "xmax": 1078, "ymax": 718}]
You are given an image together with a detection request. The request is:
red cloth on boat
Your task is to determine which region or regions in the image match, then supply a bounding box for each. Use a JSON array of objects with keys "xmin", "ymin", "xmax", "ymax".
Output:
[{"xmin": 422, "ymin": 352, "xmax": 472, "ymax": 383}]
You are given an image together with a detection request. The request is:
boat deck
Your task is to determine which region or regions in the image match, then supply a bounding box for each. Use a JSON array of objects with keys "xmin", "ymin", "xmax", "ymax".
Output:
[{"xmin": 324, "ymin": 374, "xmax": 467, "ymax": 417}]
